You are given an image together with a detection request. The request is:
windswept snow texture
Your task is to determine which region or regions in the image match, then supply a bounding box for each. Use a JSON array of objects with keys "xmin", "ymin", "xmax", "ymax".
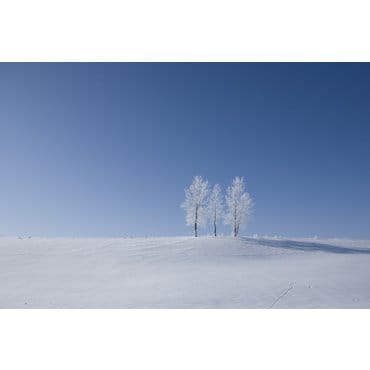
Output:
[{"xmin": 1, "ymin": 236, "xmax": 370, "ymax": 308}]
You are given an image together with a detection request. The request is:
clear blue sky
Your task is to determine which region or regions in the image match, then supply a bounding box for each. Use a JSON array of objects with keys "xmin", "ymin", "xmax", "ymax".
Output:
[{"xmin": 1, "ymin": 63, "xmax": 370, "ymax": 238}]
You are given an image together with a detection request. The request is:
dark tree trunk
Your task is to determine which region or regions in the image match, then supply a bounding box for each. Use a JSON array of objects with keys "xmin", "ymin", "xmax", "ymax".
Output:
[
  {"xmin": 233, "ymin": 205, "xmax": 237, "ymax": 237},
  {"xmin": 194, "ymin": 206, "xmax": 198, "ymax": 237},
  {"xmin": 214, "ymin": 210, "xmax": 217, "ymax": 237}
]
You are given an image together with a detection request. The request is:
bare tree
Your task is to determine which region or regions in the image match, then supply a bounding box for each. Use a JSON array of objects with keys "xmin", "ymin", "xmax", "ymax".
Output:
[
  {"xmin": 208, "ymin": 184, "xmax": 224, "ymax": 237},
  {"xmin": 181, "ymin": 176, "xmax": 209, "ymax": 237},
  {"xmin": 224, "ymin": 177, "xmax": 253, "ymax": 237}
]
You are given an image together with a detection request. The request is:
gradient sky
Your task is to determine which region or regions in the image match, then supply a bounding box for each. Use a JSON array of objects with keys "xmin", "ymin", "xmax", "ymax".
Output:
[{"xmin": 1, "ymin": 63, "xmax": 370, "ymax": 238}]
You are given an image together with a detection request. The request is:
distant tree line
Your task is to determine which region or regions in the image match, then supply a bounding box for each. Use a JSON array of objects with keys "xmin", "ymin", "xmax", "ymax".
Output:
[{"xmin": 181, "ymin": 176, "xmax": 253, "ymax": 237}]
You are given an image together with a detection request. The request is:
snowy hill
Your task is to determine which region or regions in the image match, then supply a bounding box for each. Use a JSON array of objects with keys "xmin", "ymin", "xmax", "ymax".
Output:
[{"xmin": 1, "ymin": 236, "xmax": 370, "ymax": 308}]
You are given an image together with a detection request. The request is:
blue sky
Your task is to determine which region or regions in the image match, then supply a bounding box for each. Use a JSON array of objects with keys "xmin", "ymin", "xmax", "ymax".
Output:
[{"xmin": 1, "ymin": 63, "xmax": 370, "ymax": 238}]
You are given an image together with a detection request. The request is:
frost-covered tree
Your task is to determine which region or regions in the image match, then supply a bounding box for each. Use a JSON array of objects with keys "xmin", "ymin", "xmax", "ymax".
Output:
[
  {"xmin": 208, "ymin": 184, "xmax": 224, "ymax": 237},
  {"xmin": 225, "ymin": 176, "xmax": 253, "ymax": 237},
  {"xmin": 181, "ymin": 176, "xmax": 209, "ymax": 237}
]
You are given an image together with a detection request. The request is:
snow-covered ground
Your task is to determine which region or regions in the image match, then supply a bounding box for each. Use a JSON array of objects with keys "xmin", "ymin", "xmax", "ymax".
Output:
[{"xmin": 1, "ymin": 235, "xmax": 370, "ymax": 308}]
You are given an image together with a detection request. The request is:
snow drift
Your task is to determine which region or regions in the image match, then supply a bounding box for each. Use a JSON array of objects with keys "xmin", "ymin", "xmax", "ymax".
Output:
[{"xmin": 1, "ymin": 236, "xmax": 370, "ymax": 308}]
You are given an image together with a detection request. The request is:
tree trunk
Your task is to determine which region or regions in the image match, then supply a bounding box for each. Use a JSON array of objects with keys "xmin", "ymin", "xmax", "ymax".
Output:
[
  {"xmin": 194, "ymin": 206, "xmax": 198, "ymax": 237},
  {"xmin": 214, "ymin": 211, "xmax": 217, "ymax": 237},
  {"xmin": 233, "ymin": 205, "xmax": 237, "ymax": 237}
]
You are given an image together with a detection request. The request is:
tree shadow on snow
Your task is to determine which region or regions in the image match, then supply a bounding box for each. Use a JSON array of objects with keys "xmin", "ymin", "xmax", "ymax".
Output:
[{"xmin": 240, "ymin": 237, "xmax": 370, "ymax": 254}]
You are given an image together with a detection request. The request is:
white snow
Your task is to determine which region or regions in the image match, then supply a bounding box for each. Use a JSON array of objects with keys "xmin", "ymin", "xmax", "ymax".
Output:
[{"xmin": 1, "ymin": 235, "xmax": 370, "ymax": 308}]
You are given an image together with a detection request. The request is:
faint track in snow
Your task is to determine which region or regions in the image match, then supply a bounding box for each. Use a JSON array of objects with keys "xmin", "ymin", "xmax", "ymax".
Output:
[{"xmin": 269, "ymin": 283, "xmax": 295, "ymax": 309}]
